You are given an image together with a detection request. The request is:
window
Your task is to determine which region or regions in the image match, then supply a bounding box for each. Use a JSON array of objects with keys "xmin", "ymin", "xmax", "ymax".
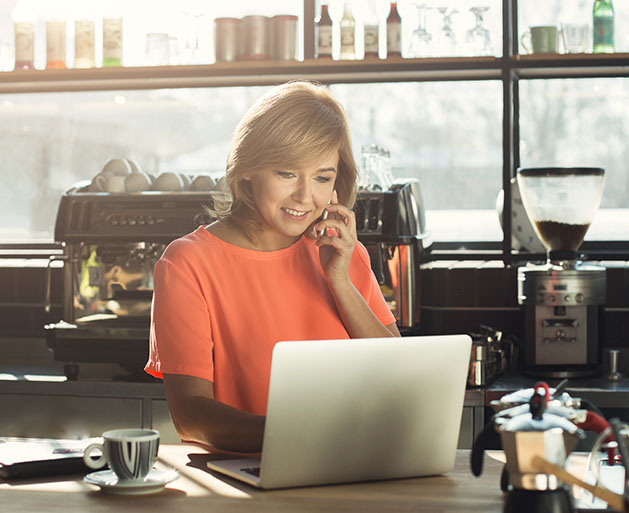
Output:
[
  {"xmin": 331, "ymin": 82, "xmax": 503, "ymax": 242},
  {"xmin": 1, "ymin": 0, "xmax": 628, "ymax": 251},
  {"xmin": 0, "ymin": 87, "xmax": 271, "ymax": 241},
  {"xmin": 519, "ymin": 78, "xmax": 629, "ymax": 242}
]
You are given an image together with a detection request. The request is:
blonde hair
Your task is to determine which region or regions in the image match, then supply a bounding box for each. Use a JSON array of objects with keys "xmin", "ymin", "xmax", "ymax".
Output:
[{"xmin": 209, "ymin": 81, "xmax": 358, "ymax": 239}]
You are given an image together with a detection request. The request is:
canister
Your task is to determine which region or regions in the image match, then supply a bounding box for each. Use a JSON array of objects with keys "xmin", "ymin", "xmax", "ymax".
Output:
[
  {"xmin": 271, "ymin": 15, "xmax": 298, "ymax": 60},
  {"xmin": 214, "ymin": 17, "xmax": 241, "ymax": 62},
  {"xmin": 241, "ymin": 15, "xmax": 270, "ymax": 60}
]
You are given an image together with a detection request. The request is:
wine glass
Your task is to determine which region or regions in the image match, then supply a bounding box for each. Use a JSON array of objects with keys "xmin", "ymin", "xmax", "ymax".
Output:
[
  {"xmin": 180, "ymin": 10, "xmax": 204, "ymax": 64},
  {"xmin": 436, "ymin": 7, "xmax": 458, "ymax": 56},
  {"xmin": 466, "ymin": 6, "xmax": 492, "ymax": 56},
  {"xmin": 408, "ymin": 3, "xmax": 433, "ymax": 58}
]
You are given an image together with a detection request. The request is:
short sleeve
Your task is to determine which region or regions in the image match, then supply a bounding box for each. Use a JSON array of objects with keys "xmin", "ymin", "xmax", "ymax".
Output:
[{"xmin": 144, "ymin": 257, "xmax": 215, "ymax": 381}]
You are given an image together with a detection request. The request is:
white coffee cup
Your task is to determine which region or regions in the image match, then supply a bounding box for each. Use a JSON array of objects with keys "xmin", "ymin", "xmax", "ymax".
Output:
[
  {"xmin": 125, "ymin": 159, "xmax": 143, "ymax": 174},
  {"xmin": 101, "ymin": 158, "xmax": 132, "ymax": 177},
  {"xmin": 151, "ymin": 172, "xmax": 185, "ymax": 191},
  {"xmin": 190, "ymin": 175, "xmax": 215, "ymax": 191},
  {"xmin": 95, "ymin": 173, "xmax": 126, "ymax": 193},
  {"xmin": 181, "ymin": 174, "xmax": 192, "ymax": 190},
  {"xmin": 83, "ymin": 428, "xmax": 160, "ymax": 481},
  {"xmin": 125, "ymin": 171, "xmax": 153, "ymax": 193},
  {"xmin": 88, "ymin": 174, "xmax": 104, "ymax": 192},
  {"xmin": 521, "ymin": 25, "xmax": 559, "ymax": 54}
]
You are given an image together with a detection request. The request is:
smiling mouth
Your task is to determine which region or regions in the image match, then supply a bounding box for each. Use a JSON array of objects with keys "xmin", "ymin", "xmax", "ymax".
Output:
[{"xmin": 281, "ymin": 207, "xmax": 309, "ymax": 218}]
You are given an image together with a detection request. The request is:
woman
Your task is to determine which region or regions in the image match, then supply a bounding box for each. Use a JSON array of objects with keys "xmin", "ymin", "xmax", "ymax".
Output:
[{"xmin": 145, "ymin": 81, "xmax": 400, "ymax": 453}]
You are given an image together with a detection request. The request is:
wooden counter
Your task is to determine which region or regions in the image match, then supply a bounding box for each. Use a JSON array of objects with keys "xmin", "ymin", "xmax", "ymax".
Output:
[{"xmin": 0, "ymin": 444, "xmax": 506, "ymax": 513}]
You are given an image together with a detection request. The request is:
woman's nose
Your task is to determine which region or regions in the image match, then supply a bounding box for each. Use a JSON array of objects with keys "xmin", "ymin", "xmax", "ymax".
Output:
[{"xmin": 291, "ymin": 179, "xmax": 312, "ymax": 203}]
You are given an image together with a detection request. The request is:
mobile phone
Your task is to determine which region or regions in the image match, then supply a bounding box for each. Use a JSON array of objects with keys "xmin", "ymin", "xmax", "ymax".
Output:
[{"xmin": 319, "ymin": 209, "xmax": 328, "ymax": 237}]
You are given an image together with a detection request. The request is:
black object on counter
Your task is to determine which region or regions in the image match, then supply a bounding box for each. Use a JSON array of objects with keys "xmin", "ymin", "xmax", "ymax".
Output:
[
  {"xmin": 0, "ymin": 457, "xmax": 91, "ymax": 480},
  {"xmin": 0, "ymin": 438, "xmax": 98, "ymax": 480},
  {"xmin": 504, "ymin": 487, "xmax": 574, "ymax": 513}
]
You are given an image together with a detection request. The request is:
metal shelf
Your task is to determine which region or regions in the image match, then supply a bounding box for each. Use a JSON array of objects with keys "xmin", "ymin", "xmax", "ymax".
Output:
[
  {"xmin": 0, "ymin": 57, "xmax": 503, "ymax": 94},
  {"xmin": 2, "ymin": 53, "xmax": 628, "ymax": 94},
  {"xmin": 514, "ymin": 52, "xmax": 629, "ymax": 79}
]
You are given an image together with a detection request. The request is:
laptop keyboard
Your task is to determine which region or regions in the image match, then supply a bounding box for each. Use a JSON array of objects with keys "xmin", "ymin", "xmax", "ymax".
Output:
[{"xmin": 241, "ymin": 467, "xmax": 261, "ymax": 477}]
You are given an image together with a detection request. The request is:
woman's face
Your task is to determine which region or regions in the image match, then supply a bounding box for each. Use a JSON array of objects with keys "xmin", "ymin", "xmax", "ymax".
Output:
[{"xmin": 248, "ymin": 148, "xmax": 339, "ymax": 250}]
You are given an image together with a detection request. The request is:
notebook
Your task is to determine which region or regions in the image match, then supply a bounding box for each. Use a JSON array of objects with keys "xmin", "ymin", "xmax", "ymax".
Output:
[
  {"xmin": 207, "ymin": 334, "xmax": 472, "ymax": 489},
  {"xmin": 0, "ymin": 437, "xmax": 99, "ymax": 480}
]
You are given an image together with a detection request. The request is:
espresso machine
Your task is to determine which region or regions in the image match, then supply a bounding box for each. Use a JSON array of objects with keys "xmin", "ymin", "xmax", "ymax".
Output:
[
  {"xmin": 516, "ymin": 168, "xmax": 606, "ymax": 377},
  {"xmin": 353, "ymin": 179, "xmax": 431, "ymax": 330},
  {"xmin": 45, "ymin": 181, "xmax": 214, "ymax": 379}
]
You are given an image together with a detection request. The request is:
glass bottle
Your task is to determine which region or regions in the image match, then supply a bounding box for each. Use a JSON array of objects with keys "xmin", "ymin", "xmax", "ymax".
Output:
[
  {"xmin": 386, "ymin": 2, "xmax": 402, "ymax": 58},
  {"xmin": 339, "ymin": 1, "xmax": 355, "ymax": 60},
  {"xmin": 102, "ymin": 1, "xmax": 123, "ymax": 67},
  {"xmin": 316, "ymin": 3, "xmax": 333, "ymax": 59},
  {"xmin": 44, "ymin": 5, "xmax": 67, "ymax": 69},
  {"xmin": 363, "ymin": 0, "xmax": 380, "ymax": 59},
  {"xmin": 74, "ymin": 0, "xmax": 96, "ymax": 69},
  {"xmin": 12, "ymin": 0, "xmax": 36, "ymax": 71},
  {"xmin": 593, "ymin": 0, "xmax": 614, "ymax": 53}
]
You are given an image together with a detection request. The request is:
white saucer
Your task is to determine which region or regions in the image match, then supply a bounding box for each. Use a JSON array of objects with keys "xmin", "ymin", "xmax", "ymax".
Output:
[{"xmin": 84, "ymin": 467, "xmax": 179, "ymax": 495}]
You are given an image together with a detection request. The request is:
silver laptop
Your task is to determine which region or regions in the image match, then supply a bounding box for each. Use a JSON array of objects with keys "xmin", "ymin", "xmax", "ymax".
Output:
[{"xmin": 207, "ymin": 335, "xmax": 472, "ymax": 489}]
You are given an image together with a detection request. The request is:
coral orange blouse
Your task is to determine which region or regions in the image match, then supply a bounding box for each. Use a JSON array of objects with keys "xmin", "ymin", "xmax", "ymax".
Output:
[{"xmin": 145, "ymin": 226, "xmax": 395, "ymax": 415}]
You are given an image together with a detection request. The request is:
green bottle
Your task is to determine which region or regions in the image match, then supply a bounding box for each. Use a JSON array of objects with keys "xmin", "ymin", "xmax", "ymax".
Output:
[{"xmin": 593, "ymin": 0, "xmax": 614, "ymax": 53}]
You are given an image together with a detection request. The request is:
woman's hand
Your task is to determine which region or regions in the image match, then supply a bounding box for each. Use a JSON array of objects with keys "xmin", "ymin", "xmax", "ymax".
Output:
[{"xmin": 314, "ymin": 190, "xmax": 358, "ymax": 288}]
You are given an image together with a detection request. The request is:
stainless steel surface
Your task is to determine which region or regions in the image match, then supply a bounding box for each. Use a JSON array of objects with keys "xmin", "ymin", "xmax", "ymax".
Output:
[
  {"xmin": 355, "ymin": 180, "xmax": 430, "ymax": 328},
  {"xmin": 533, "ymin": 304, "xmax": 588, "ymax": 362},
  {"xmin": 518, "ymin": 263, "xmax": 607, "ymax": 307},
  {"xmin": 45, "ymin": 254, "xmax": 67, "ymax": 313},
  {"xmin": 467, "ymin": 327, "xmax": 513, "ymax": 388},
  {"xmin": 354, "ymin": 241, "xmax": 420, "ymax": 328},
  {"xmin": 518, "ymin": 262, "xmax": 606, "ymax": 376},
  {"xmin": 46, "ymin": 184, "xmax": 214, "ymax": 374},
  {"xmin": 605, "ymin": 349, "xmax": 623, "ymax": 382},
  {"xmin": 355, "ymin": 179, "xmax": 429, "ymax": 239}
]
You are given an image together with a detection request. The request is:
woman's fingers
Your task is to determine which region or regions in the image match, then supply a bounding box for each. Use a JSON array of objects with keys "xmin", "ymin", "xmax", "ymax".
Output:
[
  {"xmin": 316, "ymin": 218, "xmax": 351, "ymax": 240},
  {"xmin": 323, "ymin": 204, "xmax": 355, "ymax": 227}
]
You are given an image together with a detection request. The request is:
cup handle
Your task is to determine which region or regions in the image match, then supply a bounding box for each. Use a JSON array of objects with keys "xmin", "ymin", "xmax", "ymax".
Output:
[
  {"xmin": 520, "ymin": 32, "xmax": 531, "ymax": 54},
  {"xmin": 94, "ymin": 175, "xmax": 106, "ymax": 191},
  {"xmin": 83, "ymin": 442, "xmax": 107, "ymax": 469}
]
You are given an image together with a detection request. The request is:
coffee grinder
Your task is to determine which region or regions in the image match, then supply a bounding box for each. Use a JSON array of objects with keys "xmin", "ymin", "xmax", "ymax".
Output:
[{"xmin": 516, "ymin": 168, "xmax": 606, "ymax": 377}]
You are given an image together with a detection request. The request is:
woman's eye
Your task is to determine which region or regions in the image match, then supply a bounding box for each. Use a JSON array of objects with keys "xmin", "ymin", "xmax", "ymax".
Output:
[
  {"xmin": 315, "ymin": 176, "xmax": 332, "ymax": 183},
  {"xmin": 277, "ymin": 171, "xmax": 295, "ymax": 179}
]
